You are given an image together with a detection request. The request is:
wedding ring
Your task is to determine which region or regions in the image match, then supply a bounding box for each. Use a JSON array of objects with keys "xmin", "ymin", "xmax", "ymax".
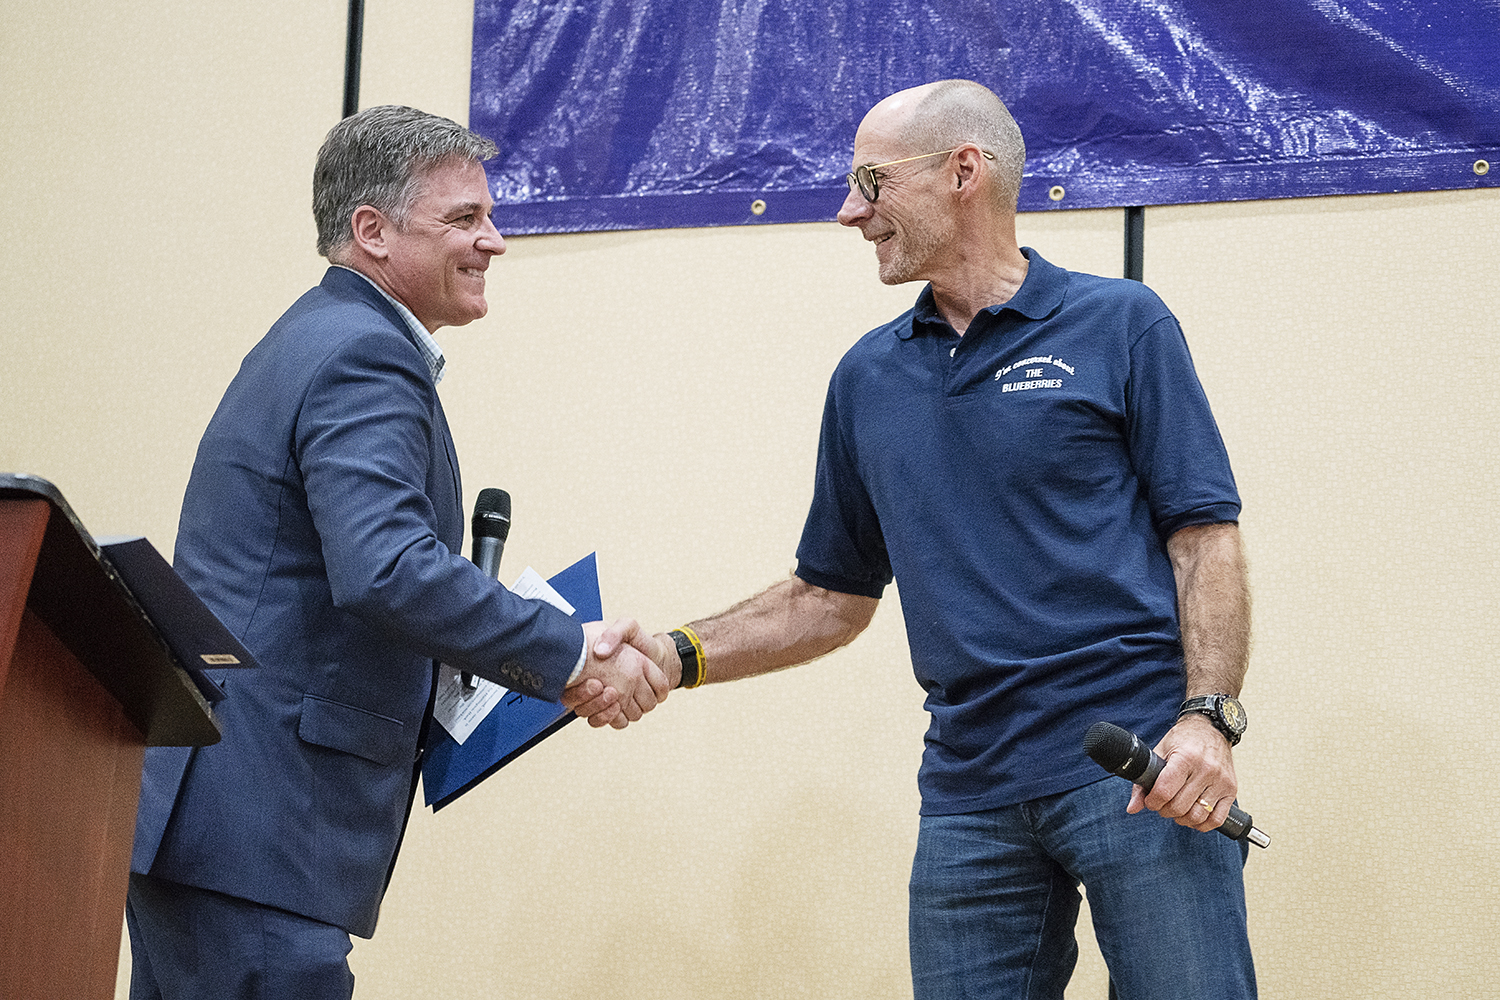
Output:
[{"xmin": 1197, "ymin": 798, "xmax": 1214, "ymax": 812}]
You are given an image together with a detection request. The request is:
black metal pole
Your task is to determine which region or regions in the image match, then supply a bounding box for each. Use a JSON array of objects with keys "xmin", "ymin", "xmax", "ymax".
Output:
[
  {"xmin": 1124, "ymin": 205, "xmax": 1144, "ymax": 282},
  {"xmin": 342, "ymin": 0, "xmax": 365, "ymax": 119}
]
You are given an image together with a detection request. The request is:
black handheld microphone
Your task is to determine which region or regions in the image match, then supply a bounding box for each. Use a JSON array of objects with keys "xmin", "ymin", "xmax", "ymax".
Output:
[
  {"xmin": 471, "ymin": 488, "xmax": 511, "ymax": 578},
  {"xmin": 461, "ymin": 489, "xmax": 512, "ymax": 690},
  {"xmin": 1083, "ymin": 721, "xmax": 1270, "ymax": 849}
]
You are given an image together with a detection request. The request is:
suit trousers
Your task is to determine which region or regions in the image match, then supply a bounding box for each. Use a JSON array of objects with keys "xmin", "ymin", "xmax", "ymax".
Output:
[{"xmin": 126, "ymin": 873, "xmax": 356, "ymax": 1000}]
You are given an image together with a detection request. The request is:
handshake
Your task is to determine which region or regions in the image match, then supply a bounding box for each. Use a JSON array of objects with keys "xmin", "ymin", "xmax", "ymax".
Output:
[{"xmin": 559, "ymin": 620, "xmax": 679, "ymax": 730}]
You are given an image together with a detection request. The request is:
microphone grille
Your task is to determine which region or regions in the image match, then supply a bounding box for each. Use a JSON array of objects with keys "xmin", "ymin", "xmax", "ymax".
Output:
[
  {"xmin": 1082, "ymin": 721, "xmax": 1136, "ymax": 771},
  {"xmin": 475, "ymin": 488, "xmax": 511, "ymax": 519},
  {"xmin": 472, "ymin": 488, "xmax": 511, "ymax": 540}
]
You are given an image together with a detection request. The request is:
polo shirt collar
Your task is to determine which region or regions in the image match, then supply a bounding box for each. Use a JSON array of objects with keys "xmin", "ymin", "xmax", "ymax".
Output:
[{"xmin": 901, "ymin": 247, "xmax": 1066, "ymax": 339}]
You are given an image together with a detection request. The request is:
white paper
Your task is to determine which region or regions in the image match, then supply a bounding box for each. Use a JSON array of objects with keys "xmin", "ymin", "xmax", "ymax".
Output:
[
  {"xmin": 432, "ymin": 567, "xmax": 576, "ymax": 745},
  {"xmin": 509, "ymin": 566, "xmax": 577, "ymax": 616}
]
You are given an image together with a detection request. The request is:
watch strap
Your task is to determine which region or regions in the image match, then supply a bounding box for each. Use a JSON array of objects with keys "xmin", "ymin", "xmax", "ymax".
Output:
[
  {"xmin": 1178, "ymin": 694, "xmax": 1244, "ymax": 746},
  {"xmin": 1179, "ymin": 695, "xmax": 1218, "ymax": 716}
]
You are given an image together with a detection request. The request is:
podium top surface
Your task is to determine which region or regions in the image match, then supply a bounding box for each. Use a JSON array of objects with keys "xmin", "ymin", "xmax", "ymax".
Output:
[{"xmin": 1, "ymin": 473, "xmax": 220, "ymax": 747}]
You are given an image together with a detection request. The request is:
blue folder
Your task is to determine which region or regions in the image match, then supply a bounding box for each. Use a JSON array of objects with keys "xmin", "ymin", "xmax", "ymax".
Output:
[{"xmin": 421, "ymin": 552, "xmax": 600, "ymax": 811}]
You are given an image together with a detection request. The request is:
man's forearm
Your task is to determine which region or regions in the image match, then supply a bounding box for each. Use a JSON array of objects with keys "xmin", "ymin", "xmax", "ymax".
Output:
[
  {"xmin": 668, "ymin": 577, "xmax": 879, "ymax": 686},
  {"xmin": 1168, "ymin": 522, "xmax": 1251, "ymax": 699}
]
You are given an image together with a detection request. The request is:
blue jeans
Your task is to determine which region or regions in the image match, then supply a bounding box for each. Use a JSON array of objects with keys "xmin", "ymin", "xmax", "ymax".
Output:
[{"xmin": 909, "ymin": 778, "xmax": 1255, "ymax": 1000}]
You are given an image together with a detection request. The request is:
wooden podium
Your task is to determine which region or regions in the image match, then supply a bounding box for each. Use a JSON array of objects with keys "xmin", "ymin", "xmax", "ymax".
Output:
[{"xmin": 0, "ymin": 475, "xmax": 220, "ymax": 1000}]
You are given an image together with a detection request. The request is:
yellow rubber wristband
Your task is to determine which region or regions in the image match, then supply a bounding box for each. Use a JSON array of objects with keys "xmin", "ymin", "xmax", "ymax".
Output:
[{"xmin": 670, "ymin": 627, "xmax": 707, "ymax": 688}]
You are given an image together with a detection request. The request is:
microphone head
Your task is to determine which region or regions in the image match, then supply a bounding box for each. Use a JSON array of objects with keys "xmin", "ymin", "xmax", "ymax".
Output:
[
  {"xmin": 472, "ymin": 488, "xmax": 511, "ymax": 542},
  {"xmin": 1083, "ymin": 721, "xmax": 1141, "ymax": 774}
]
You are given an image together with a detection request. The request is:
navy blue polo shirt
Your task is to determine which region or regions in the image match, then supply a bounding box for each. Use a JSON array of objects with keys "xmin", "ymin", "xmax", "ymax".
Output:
[{"xmin": 794, "ymin": 249, "xmax": 1240, "ymax": 815}]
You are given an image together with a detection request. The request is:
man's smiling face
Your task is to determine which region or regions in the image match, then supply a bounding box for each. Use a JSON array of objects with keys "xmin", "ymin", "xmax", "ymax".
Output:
[
  {"xmin": 837, "ymin": 107, "xmax": 956, "ymax": 287},
  {"xmin": 380, "ymin": 157, "xmax": 505, "ymax": 331}
]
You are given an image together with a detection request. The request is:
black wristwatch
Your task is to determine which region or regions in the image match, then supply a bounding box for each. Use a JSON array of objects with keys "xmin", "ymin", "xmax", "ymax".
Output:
[{"xmin": 1178, "ymin": 694, "xmax": 1247, "ymax": 746}]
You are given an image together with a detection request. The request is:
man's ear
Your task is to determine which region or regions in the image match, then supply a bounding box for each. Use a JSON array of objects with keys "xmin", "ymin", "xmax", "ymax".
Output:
[
  {"xmin": 952, "ymin": 146, "xmax": 985, "ymax": 197},
  {"xmin": 350, "ymin": 204, "xmax": 390, "ymax": 260}
]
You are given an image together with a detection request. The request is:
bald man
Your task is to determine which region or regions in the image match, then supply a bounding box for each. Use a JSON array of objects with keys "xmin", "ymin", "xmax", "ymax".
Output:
[{"xmin": 605, "ymin": 80, "xmax": 1257, "ymax": 998}]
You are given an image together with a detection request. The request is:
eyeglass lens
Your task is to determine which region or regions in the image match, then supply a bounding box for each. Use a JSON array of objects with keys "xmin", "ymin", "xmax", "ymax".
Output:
[{"xmin": 845, "ymin": 166, "xmax": 879, "ymax": 202}]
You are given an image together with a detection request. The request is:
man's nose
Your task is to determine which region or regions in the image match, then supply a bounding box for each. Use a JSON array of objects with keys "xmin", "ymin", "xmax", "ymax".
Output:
[
  {"xmin": 837, "ymin": 185, "xmax": 872, "ymax": 227},
  {"xmin": 478, "ymin": 213, "xmax": 506, "ymax": 256}
]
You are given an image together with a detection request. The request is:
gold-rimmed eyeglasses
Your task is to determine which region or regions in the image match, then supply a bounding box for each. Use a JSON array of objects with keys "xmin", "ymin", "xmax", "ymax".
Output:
[{"xmin": 845, "ymin": 147, "xmax": 995, "ymax": 203}]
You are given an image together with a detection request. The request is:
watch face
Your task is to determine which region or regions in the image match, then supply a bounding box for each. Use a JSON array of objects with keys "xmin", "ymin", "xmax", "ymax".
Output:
[{"xmin": 1219, "ymin": 696, "xmax": 1247, "ymax": 735}]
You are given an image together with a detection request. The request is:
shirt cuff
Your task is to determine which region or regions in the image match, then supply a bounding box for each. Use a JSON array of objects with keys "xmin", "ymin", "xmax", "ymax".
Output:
[{"xmin": 567, "ymin": 639, "xmax": 587, "ymax": 685}]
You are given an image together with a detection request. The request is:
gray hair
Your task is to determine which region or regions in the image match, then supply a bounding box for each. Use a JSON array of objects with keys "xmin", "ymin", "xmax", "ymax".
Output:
[
  {"xmin": 904, "ymin": 80, "xmax": 1026, "ymax": 210},
  {"xmin": 313, "ymin": 105, "xmax": 498, "ymax": 258}
]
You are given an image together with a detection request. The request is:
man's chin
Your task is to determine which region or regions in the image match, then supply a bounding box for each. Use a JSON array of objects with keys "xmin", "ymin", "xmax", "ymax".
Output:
[
  {"xmin": 448, "ymin": 300, "xmax": 490, "ymax": 328},
  {"xmin": 875, "ymin": 244, "xmax": 911, "ymax": 285},
  {"xmin": 877, "ymin": 261, "xmax": 916, "ymax": 285}
]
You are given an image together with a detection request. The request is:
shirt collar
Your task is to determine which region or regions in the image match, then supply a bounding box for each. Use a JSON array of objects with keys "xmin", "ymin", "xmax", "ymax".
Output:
[
  {"xmin": 902, "ymin": 247, "xmax": 1066, "ymax": 340},
  {"xmin": 334, "ymin": 265, "xmax": 446, "ymax": 384}
]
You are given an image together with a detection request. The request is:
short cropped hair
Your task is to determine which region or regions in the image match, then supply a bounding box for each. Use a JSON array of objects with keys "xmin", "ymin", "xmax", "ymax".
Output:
[
  {"xmin": 313, "ymin": 105, "xmax": 498, "ymax": 258},
  {"xmin": 904, "ymin": 81, "xmax": 1026, "ymax": 210}
]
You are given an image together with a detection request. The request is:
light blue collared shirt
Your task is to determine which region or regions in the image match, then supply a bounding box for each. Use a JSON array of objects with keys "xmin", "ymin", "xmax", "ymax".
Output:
[{"xmin": 334, "ymin": 265, "xmax": 445, "ymax": 384}]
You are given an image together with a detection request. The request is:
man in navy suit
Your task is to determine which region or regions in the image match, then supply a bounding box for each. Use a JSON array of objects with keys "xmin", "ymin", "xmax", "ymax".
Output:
[{"xmin": 125, "ymin": 105, "xmax": 668, "ymax": 999}]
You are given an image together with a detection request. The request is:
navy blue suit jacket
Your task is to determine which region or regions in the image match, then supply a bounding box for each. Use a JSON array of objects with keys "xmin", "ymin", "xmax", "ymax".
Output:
[{"xmin": 131, "ymin": 267, "xmax": 583, "ymax": 938}]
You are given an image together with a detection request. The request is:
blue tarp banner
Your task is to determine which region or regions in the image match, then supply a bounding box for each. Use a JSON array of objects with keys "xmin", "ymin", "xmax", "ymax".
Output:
[{"xmin": 470, "ymin": 1, "xmax": 1499, "ymax": 234}]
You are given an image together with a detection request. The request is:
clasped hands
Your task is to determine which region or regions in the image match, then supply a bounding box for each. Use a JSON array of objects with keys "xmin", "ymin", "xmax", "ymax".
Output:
[{"xmin": 560, "ymin": 620, "xmax": 674, "ymax": 729}]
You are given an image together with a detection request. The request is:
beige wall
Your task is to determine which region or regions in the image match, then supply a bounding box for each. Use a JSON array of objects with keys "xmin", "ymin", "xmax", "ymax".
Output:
[{"xmin": 2, "ymin": 3, "xmax": 1496, "ymax": 998}]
